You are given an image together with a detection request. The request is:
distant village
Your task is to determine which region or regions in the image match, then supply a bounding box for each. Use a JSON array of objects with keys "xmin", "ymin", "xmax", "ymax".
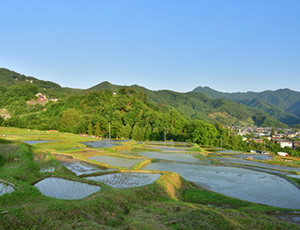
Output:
[{"xmin": 233, "ymin": 126, "xmax": 300, "ymax": 156}]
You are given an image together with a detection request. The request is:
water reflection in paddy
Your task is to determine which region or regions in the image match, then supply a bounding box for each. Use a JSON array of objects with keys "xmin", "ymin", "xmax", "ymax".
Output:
[
  {"xmin": 147, "ymin": 146, "xmax": 189, "ymax": 152},
  {"xmin": 216, "ymin": 157, "xmax": 300, "ymax": 173},
  {"xmin": 229, "ymin": 154, "xmax": 273, "ymax": 161},
  {"xmin": 138, "ymin": 151, "xmax": 202, "ymax": 163},
  {"xmin": 86, "ymin": 173, "xmax": 161, "ymax": 188},
  {"xmin": 24, "ymin": 140, "xmax": 57, "ymax": 145},
  {"xmin": 216, "ymin": 150, "xmax": 244, "ymax": 154},
  {"xmin": 56, "ymin": 155, "xmax": 115, "ymax": 176},
  {"xmin": 0, "ymin": 182, "xmax": 14, "ymax": 196},
  {"xmin": 34, "ymin": 177, "xmax": 101, "ymax": 200},
  {"xmin": 143, "ymin": 162, "xmax": 300, "ymax": 209},
  {"xmin": 145, "ymin": 141, "xmax": 192, "ymax": 148},
  {"xmin": 88, "ymin": 155, "xmax": 144, "ymax": 168},
  {"xmin": 83, "ymin": 139, "xmax": 128, "ymax": 148}
]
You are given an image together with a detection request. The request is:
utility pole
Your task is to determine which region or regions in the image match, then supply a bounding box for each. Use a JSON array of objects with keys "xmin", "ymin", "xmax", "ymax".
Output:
[
  {"xmin": 164, "ymin": 129, "xmax": 167, "ymax": 142},
  {"xmin": 221, "ymin": 138, "xmax": 222, "ymax": 149}
]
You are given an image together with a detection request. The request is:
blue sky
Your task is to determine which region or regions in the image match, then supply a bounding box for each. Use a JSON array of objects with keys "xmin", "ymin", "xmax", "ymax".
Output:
[{"xmin": 0, "ymin": 0, "xmax": 299, "ymax": 92}]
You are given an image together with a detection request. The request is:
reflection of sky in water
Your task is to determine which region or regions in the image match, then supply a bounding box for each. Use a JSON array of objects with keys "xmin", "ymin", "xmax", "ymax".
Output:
[
  {"xmin": 143, "ymin": 162, "xmax": 300, "ymax": 209},
  {"xmin": 24, "ymin": 140, "xmax": 57, "ymax": 145},
  {"xmin": 0, "ymin": 183, "xmax": 14, "ymax": 196},
  {"xmin": 89, "ymin": 155, "xmax": 144, "ymax": 168},
  {"xmin": 216, "ymin": 157, "xmax": 300, "ymax": 173},
  {"xmin": 145, "ymin": 141, "xmax": 192, "ymax": 148},
  {"xmin": 216, "ymin": 150, "xmax": 243, "ymax": 154},
  {"xmin": 86, "ymin": 173, "xmax": 161, "ymax": 188},
  {"xmin": 229, "ymin": 154, "xmax": 273, "ymax": 161},
  {"xmin": 34, "ymin": 177, "xmax": 101, "ymax": 200},
  {"xmin": 139, "ymin": 151, "xmax": 201, "ymax": 163},
  {"xmin": 83, "ymin": 139, "xmax": 128, "ymax": 148},
  {"xmin": 61, "ymin": 161, "xmax": 114, "ymax": 176}
]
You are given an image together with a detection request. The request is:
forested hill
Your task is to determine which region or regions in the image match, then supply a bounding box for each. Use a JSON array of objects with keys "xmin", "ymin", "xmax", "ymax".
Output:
[
  {"xmin": 0, "ymin": 68, "xmax": 290, "ymax": 128},
  {"xmin": 193, "ymin": 86, "xmax": 300, "ymax": 116},
  {"xmin": 193, "ymin": 86, "xmax": 300, "ymax": 126},
  {"xmin": 0, "ymin": 68, "xmax": 83, "ymax": 97},
  {"xmin": 90, "ymin": 81, "xmax": 283, "ymax": 127}
]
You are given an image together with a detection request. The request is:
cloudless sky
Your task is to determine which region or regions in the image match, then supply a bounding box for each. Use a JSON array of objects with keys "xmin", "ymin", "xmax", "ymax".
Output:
[{"xmin": 0, "ymin": 0, "xmax": 300, "ymax": 92}]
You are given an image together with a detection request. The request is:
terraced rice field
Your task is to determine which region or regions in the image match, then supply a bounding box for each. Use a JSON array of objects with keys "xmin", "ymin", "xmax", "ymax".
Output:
[
  {"xmin": 88, "ymin": 155, "xmax": 144, "ymax": 168},
  {"xmin": 56, "ymin": 155, "xmax": 115, "ymax": 176},
  {"xmin": 24, "ymin": 140, "xmax": 57, "ymax": 145},
  {"xmin": 215, "ymin": 157, "xmax": 300, "ymax": 173},
  {"xmin": 34, "ymin": 177, "xmax": 101, "ymax": 200},
  {"xmin": 229, "ymin": 154, "xmax": 273, "ymax": 161},
  {"xmin": 86, "ymin": 173, "xmax": 161, "ymax": 188},
  {"xmin": 143, "ymin": 162, "xmax": 300, "ymax": 209},
  {"xmin": 138, "ymin": 151, "xmax": 201, "ymax": 163},
  {"xmin": 83, "ymin": 140, "xmax": 127, "ymax": 148}
]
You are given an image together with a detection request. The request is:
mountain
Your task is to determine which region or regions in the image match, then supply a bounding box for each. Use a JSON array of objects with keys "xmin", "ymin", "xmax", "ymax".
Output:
[
  {"xmin": 193, "ymin": 86, "xmax": 300, "ymax": 126},
  {"xmin": 90, "ymin": 82, "xmax": 284, "ymax": 127},
  {"xmin": 192, "ymin": 86, "xmax": 300, "ymax": 111},
  {"xmin": 0, "ymin": 68, "xmax": 290, "ymax": 127},
  {"xmin": 287, "ymin": 100, "xmax": 300, "ymax": 118},
  {"xmin": 239, "ymin": 98, "xmax": 300, "ymax": 125}
]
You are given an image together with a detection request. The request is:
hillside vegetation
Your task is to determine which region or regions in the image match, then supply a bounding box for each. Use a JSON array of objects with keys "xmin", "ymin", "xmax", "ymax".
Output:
[{"xmin": 193, "ymin": 86, "xmax": 300, "ymax": 126}]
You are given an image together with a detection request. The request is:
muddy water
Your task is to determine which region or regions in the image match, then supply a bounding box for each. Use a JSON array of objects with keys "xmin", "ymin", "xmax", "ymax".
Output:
[
  {"xmin": 34, "ymin": 177, "xmax": 101, "ymax": 200},
  {"xmin": 0, "ymin": 182, "xmax": 14, "ymax": 196},
  {"xmin": 138, "ymin": 151, "xmax": 201, "ymax": 163},
  {"xmin": 88, "ymin": 155, "xmax": 144, "ymax": 168},
  {"xmin": 86, "ymin": 173, "xmax": 161, "ymax": 188},
  {"xmin": 143, "ymin": 162, "xmax": 300, "ymax": 209}
]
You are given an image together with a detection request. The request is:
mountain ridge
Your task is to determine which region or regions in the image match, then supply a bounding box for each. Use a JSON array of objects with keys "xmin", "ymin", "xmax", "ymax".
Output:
[{"xmin": 0, "ymin": 68, "xmax": 298, "ymax": 127}]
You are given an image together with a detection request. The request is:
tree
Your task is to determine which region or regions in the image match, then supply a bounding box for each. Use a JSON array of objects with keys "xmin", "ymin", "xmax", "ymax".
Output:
[
  {"xmin": 94, "ymin": 121, "xmax": 101, "ymax": 137},
  {"xmin": 88, "ymin": 121, "xmax": 94, "ymax": 135},
  {"xmin": 60, "ymin": 109, "xmax": 83, "ymax": 133}
]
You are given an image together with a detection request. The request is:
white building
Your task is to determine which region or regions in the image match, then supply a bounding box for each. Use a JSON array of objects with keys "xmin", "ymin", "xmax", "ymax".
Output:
[{"xmin": 277, "ymin": 139, "xmax": 293, "ymax": 149}]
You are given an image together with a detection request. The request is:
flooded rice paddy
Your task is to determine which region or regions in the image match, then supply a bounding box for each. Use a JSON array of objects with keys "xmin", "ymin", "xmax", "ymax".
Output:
[
  {"xmin": 138, "ymin": 151, "xmax": 201, "ymax": 163},
  {"xmin": 229, "ymin": 154, "xmax": 273, "ymax": 161},
  {"xmin": 288, "ymin": 174, "xmax": 300, "ymax": 179},
  {"xmin": 0, "ymin": 182, "xmax": 14, "ymax": 196},
  {"xmin": 56, "ymin": 155, "xmax": 115, "ymax": 176},
  {"xmin": 86, "ymin": 173, "xmax": 161, "ymax": 188},
  {"xmin": 145, "ymin": 141, "xmax": 192, "ymax": 148},
  {"xmin": 34, "ymin": 177, "xmax": 101, "ymax": 200},
  {"xmin": 82, "ymin": 139, "xmax": 126, "ymax": 148},
  {"xmin": 147, "ymin": 146, "xmax": 190, "ymax": 152},
  {"xmin": 216, "ymin": 150, "xmax": 244, "ymax": 154},
  {"xmin": 24, "ymin": 140, "xmax": 57, "ymax": 145},
  {"xmin": 143, "ymin": 162, "xmax": 300, "ymax": 209},
  {"xmin": 215, "ymin": 157, "xmax": 300, "ymax": 173},
  {"xmin": 88, "ymin": 155, "xmax": 144, "ymax": 168}
]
